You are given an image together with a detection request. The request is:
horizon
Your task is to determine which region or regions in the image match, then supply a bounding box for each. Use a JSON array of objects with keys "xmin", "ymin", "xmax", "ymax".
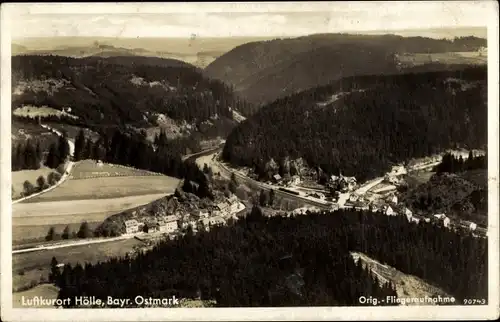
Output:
[{"xmin": 6, "ymin": 2, "xmax": 492, "ymax": 40}]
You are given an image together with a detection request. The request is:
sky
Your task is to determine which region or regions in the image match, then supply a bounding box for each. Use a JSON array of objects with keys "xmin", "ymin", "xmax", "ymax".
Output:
[{"xmin": 5, "ymin": 1, "xmax": 495, "ymax": 39}]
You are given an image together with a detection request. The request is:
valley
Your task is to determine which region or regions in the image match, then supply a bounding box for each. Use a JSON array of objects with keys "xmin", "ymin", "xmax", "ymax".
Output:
[{"xmin": 8, "ymin": 25, "xmax": 492, "ymax": 311}]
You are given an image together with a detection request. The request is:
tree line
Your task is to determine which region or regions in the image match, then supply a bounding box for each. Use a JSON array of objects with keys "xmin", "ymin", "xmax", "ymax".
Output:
[
  {"xmin": 51, "ymin": 208, "xmax": 486, "ymax": 307},
  {"xmin": 73, "ymin": 127, "xmax": 212, "ymax": 200},
  {"xmin": 222, "ymin": 67, "xmax": 487, "ymax": 182},
  {"xmin": 46, "ymin": 221, "xmax": 93, "ymax": 241},
  {"xmin": 434, "ymin": 152, "xmax": 487, "ymax": 174}
]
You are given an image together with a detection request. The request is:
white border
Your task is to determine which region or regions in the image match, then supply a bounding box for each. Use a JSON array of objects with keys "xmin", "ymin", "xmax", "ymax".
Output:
[{"xmin": 1, "ymin": 2, "xmax": 499, "ymax": 321}]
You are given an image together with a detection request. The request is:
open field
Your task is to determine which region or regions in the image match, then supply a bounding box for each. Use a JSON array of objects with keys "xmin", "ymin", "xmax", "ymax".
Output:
[
  {"xmin": 70, "ymin": 159, "xmax": 164, "ymax": 179},
  {"xmin": 351, "ymin": 252, "xmax": 452, "ymax": 304},
  {"xmin": 12, "ymin": 238, "xmax": 143, "ymax": 292},
  {"xmin": 397, "ymin": 51, "xmax": 487, "ymax": 66},
  {"xmin": 13, "ymin": 284, "xmax": 60, "ymax": 308},
  {"xmin": 13, "ymin": 105, "xmax": 78, "ymax": 119},
  {"xmin": 11, "ymin": 167, "xmax": 55, "ymax": 200},
  {"xmin": 44, "ymin": 122, "xmax": 100, "ymax": 142},
  {"xmin": 12, "ymin": 221, "xmax": 101, "ymax": 245},
  {"xmin": 24, "ymin": 175, "xmax": 179, "ymax": 202},
  {"xmin": 13, "ymin": 193, "xmax": 168, "ymax": 225}
]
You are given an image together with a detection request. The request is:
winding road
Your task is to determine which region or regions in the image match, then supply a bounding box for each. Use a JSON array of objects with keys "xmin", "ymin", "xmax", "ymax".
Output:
[{"xmin": 12, "ymin": 124, "xmax": 75, "ymax": 204}]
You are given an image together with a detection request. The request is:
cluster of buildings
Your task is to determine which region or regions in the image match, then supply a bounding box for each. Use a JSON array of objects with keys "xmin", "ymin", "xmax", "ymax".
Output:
[
  {"xmin": 123, "ymin": 194, "xmax": 245, "ymax": 236},
  {"xmin": 327, "ymin": 174, "xmax": 357, "ymax": 193}
]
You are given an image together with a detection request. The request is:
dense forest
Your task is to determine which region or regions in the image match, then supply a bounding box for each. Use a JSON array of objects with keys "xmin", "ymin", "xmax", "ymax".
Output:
[
  {"xmin": 73, "ymin": 127, "xmax": 211, "ymax": 200},
  {"xmin": 205, "ymin": 33, "xmax": 486, "ymax": 105},
  {"xmin": 53, "ymin": 208, "xmax": 486, "ymax": 307},
  {"xmin": 12, "ymin": 131, "xmax": 69, "ymax": 171},
  {"xmin": 434, "ymin": 152, "xmax": 487, "ymax": 174},
  {"xmin": 11, "ymin": 55, "xmax": 256, "ymax": 136},
  {"xmin": 222, "ymin": 67, "xmax": 487, "ymax": 182}
]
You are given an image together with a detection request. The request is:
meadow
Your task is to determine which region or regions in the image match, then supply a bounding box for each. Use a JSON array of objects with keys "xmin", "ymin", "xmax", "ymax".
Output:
[
  {"xmin": 12, "ymin": 238, "xmax": 143, "ymax": 293},
  {"xmin": 12, "ymin": 193, "xmax": 168, "ymax": 242},
  {"xmin": 11, "ymin": 167, "xmax": 55, "ymax": 200}
]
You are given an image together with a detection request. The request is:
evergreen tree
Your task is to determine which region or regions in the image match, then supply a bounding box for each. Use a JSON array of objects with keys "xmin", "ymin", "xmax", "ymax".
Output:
[
  {"xmin": 49, "ymin": 257, "xmax": 60, "ymax": 284},
  {"xmin": 45, "ymin": 226, "xmax": 56, "ymax": 241},
  {"xmin": 259, "ymin": 189, "xmax": 269, "ymax": 207},
  {"xmin": 77, "ymin": 221, "xmax": 92, "ymax": 238},
  {"xmin": 62, "ymin": 225, "xmax": 70, "ymax": 240},
  {"xmin": 74, "ymin": 129, "xmax": 86, "ymax": 161},
  {"xmin": 36, "ymin": 175, "xmax": 47, "ymax": 191},
  {"xmin": 58, "ymin": 131, "xmax": 70, "ymax": 163}
]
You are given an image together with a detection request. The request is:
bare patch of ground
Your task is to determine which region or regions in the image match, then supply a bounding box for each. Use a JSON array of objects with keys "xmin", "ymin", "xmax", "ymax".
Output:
[{"xmin": 351, "ymin": 252, "xmax": 452, "ymax": 305}]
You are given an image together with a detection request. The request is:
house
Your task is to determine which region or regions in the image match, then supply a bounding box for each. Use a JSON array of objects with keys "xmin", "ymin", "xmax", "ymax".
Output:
[
  {"xmin": 411, "ymin": 217, "xmax": 421, "ymax": 224},
  {"xmin": 433, "ymin": 213, "xmax": 446, "ymax": 220},
  {"xmin": 209, "ymin": 216, "xmax": 226, "ymax": 226},
  {"xmin": 124, "ymin": 219, "xmax": 140, "ymax": 234},
  {"xmin": 433, "ymin": 214, "xmax": 450, "ymax": 228},
  {"xmin": 403, "ymin": 207, "xmax": 413, "ymax": 222},
  {"xmin": 163, "ymin": 214, "xmax": 178, "ymax": 223},
  {"xmin": 212, "ymin": 201, "xmax": 231, "ymax": 216},
  {"xmin": 349, "ymin": 194, "xmax": 359, "ymax": 202},
  {"xmin": 389, "ymin": 195, "xmax": 398, "ymax": 205},
  {"xmin": 384, "ymin": 206, "xmax": 396, "ymax": 216},
  {"xmin": 158, "ymin": 217, "xmax": 178, "ymax": 234},
  {"xmin": 198, "ymin": 211, "xmax": 209, "ymax": 218},
  {"xmin": 273, "ymin": 174, "xmax": 282, "ymax": 183},
  {"xmin": 463, "ymin": 221, "xmax": 477, "ymax": 231},
  {"xmin": 390, "ymin": 165, "xmax": 407, "ymax": 176},
  {"xmin": 289, "ymin": 175, "xmax": 301, "ymax": 186},
  {"xmin": 424, "ymin": 218, "xmax": 431, "ymax": 223},
  {"xmin": 96, "ymin": 160, "xmax": 103, "ymax": 167}
]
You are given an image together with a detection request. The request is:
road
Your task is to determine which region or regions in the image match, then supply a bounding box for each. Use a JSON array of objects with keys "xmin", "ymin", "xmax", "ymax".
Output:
[
  {"xmin": 12, "ymin": 234, "xmax": 137, "ymax": 254},
  {"xmin": 182, "ymin": 143, "xmax": 225, "ymax": 161},
  {"xmin": 12, "ymin": 124, "xmax": 76, "ymax": 204}
]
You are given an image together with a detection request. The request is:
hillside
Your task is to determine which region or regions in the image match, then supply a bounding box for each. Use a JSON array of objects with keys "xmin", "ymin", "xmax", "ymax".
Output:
[
  {"xmin": 205, "ymin": 33, "xmax": 486, "ymax": 105},
  {"xmin": 401, "ymin": 170, "xmax": 488, "ymax": 227},
  {"xmin": 222, "ymin": 67, "xmax": 487, "ymax": 182},
  {"xmin": 11, "ymin": 55, "xmax": 254, "ymax": 143}
]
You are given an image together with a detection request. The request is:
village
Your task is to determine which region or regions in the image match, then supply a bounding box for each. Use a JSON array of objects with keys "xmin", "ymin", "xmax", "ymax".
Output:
[
  {"xmin": 259, "ymin": 161, "xmax": 483, "ymax": 238},
  {"xmin": 122, "ymin": 191, "xmax": 247, "ymax": 251}
]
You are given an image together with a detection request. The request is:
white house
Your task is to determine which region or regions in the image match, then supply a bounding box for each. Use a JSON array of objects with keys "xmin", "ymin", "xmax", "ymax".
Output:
[
  {"xmin": 424, "ymin": 218, "xmax": 431, "ymax": 223},
  {"xmin": 384, "ymin": 206, "xmax": 395, "ymax": 216},
  {"xmin": 124, "ymin": 219, "xmax": 140, "ymax": 234},
  {"xmin": 403, "ymin": 207, "xmax": 413, "ymax": 222},
  {"xmin": 290, "ymin": 175, "xmax": 301, "ymax": 186},
  {"xmin": 199, "ymin": 211, "xmax": 209, "ymax": 218},
  {"xmin": 411, "ymin": 217, "xmax": 421, "ymax": 224},
  {"xmin": 390, "ymin": 195, "xmax": 398, "ymax": 205},
  {"xmin": 158, "ymin": 218, "xmax": 178, "ymax": 234},
  {"xmin": 443, "ymin": 217, "xmax": 451, "ymax": 228},
  {"xmin": 433, "ymin": 213, "xmax": 446, "ymax": 220}
]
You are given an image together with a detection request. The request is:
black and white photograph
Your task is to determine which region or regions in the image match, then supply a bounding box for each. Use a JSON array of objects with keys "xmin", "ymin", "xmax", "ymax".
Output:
[{"xmin": 1, "ymin": 2, "xmax": 499, "ymax": 321}]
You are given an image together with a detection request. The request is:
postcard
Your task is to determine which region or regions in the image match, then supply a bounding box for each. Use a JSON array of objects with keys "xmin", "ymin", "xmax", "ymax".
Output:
[{"xmin": 1, "ymin": 2, "xmax": 499, "ymax": 321}]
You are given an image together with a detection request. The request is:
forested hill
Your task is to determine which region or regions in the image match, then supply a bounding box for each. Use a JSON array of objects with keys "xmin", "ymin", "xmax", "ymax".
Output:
[
  {"xmin": 204, "ymin": 33, "xmax": 486, "ymax": 105},
  {"xmin": 54, "ymin": 209, "xmax": 487, "ymax": 307},
  {"xmin": 11, "ymin": 55, "xmax": 255, "ymax": 134},
  {"xmin": 222, "ymin": 67, "xmax": 487, "ymax": 182}
]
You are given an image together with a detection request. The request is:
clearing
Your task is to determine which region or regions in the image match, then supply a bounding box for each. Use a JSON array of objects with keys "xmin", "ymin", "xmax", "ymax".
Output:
[
  {"xmin": 24, "ymin": 173, "xmax": 180, "ymax": 202},
  {"xmin": 12, "ymin": 238, "xmax": 143, "ymax": 294},
  {"xmin": 69, "ymin": 159, "xmax": 164, "ymax": 179},
  {"xmin": 11, "ymin": 167, "xmax": 55, "ymax": 200},
  {"xmin": 13, "ymin": 193, "xmax": 169, "ymax": 240},
  {"xmin": 12, "ymin": 221, "xmax": 101, "ymax": 245},
  {"xmin": 397, "ymin": 52, "xmax": 487, "ymax": 67},
  {"xmin": 351, "ymin": 252, "xmax": 452, "ymax": 305}
]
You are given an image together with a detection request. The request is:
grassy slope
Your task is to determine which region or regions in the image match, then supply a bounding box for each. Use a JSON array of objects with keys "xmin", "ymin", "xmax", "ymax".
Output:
[{"xmin": 12, "ymin": 238, "xmax": 143, "ymax": 292}]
